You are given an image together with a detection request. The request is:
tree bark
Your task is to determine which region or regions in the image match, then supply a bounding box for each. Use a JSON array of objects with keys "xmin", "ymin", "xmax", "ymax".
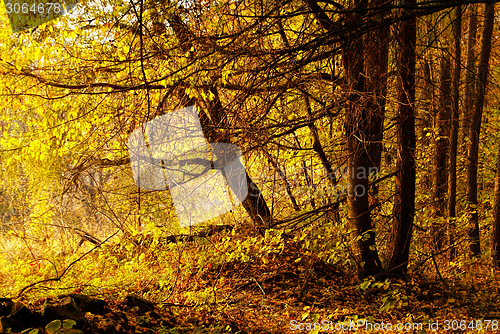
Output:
[
  {"xmin": 386, "ymin": 0, "xmax": 416, "ymax": 277},
  {"xmin": 343, "ymin": 0, "xmax": 383, "ymax": 278},
  {"xmin": 466, "ymin": 2, "xmax": 495, "ymax": 257},
  {"xmin": 448, "ymin": 5, "xmax": 462, "ymax": 261},
  {"xmin": 306, "ymin": 0, "xmax": 384, "ymax": 277}
]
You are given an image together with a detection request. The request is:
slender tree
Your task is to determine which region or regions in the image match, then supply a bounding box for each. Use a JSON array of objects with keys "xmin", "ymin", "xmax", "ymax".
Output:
[
  {"xmin": 466, "ymin": 2, "xmax": 495, "ymax": 257},
  {"xmin": 365, "ymin": 0, "xmax": 390, "ymax": 205},
  {"xmin": 461, "ymin": 4, "xmax": 478, "ymax": 146},
  {"xmin": 492, "ymin": 144, "xmax": 500, "ymax": 267},
  {"xmin": 419, "ymin": 12, "xmax": 437, "ymax": 147},
  {"xmin": 432, "ymin": 54, "xmax": 451, "ymax": 250},
  {"xmin": 448, "ymin": 5, "xmax": 462, "ymax": 261}
]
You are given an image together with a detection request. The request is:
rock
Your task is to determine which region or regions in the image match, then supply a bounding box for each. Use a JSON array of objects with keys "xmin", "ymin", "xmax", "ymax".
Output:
[
  {"xmin": 0, "ymin": 316, "xmax": 22, "ymax": 333},
  {"xmin": 10, "ymin": 304, "xmax": 45, "ymax": 330},
  {"xmin": 42, "ymin": 297, "xmax": 85, "ymax": 328},
  {"xmin": 60, "ymin": 294, "xmax": 109, "ymax": 315},
  {"xmin": 61, "ymin": 330, "xmax": 84, "ymax": 334},
  {"xmin": 94, "ymin": 318, "xmax": 118, "ymax": 334},
  {"xmin": 0, "ymin": 306, "xmax": 9, "ymax": 318},
  {"xmin": 0, "ymin": 299, "xmax": 13, "ymax": 317},
  {"xmin": 123, "ymin": 295, "xmax": 155, "ymax": 313}
]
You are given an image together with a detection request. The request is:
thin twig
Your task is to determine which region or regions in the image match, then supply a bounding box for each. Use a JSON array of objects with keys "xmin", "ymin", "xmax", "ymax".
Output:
[
  {"xmin": 252, "ymin": 277, "xmax": 266, "ymax": 295},
  {"xmin": 17, "ymin": 230, "xmax": 119, "ymax": 298}
]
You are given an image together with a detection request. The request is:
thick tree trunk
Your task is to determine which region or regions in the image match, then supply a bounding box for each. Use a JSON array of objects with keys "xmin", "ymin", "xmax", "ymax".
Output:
[
  {"xmin": 241, "ymin": 174, "xmax": 273, "ymax": 230},
  {"xmin": 461, "ymin": 4, "xmax": 478, "ymax": 146},
  {"xmin": 432, "ymin": 54, "xmax": 451, "ymax": 250},
  {"xmin": 200, "ymin": 88, "xmax": 273, "ymax": 231},
  {"xmin": 307, "ymin": 0, "xmax": 384, "ymax": 277},
  {"xmin": 386, "ymin": 0, "xmax": 416, "ymax": 277},
  {"xmin": 167, "ymin": 15, "xmax": 273, "ymax": 231},
  {"xmin": 448, "ymin": 5, "xmax": 462, "ymax": 261},
  {"xmin": 466, "ymin": 3, "xmax": 495, "ymax": 257},
  {"xmin": 343, "ymin": 0, "xmax": 382, "ymax": 278}
]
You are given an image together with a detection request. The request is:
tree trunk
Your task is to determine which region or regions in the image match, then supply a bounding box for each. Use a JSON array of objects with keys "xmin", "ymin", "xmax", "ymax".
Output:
[
  {"xmin": 448, "ymin": 5, "xmax": 462, "ymax": 261},
  {"xmin": 492, "ymin": 143, "xmax": 500, "ymax": 267},
  {"xmin": 343, "ymin": 0, "xmax": 382, "ymax": 278},
  {"xmin": 419, "ymin": 61, "xmax": 434, "ymax": 193},
  {"xmin": 167, "ymin": 14, "xmax": 273, "ymax": 231},
  {"xmin": 200, "ymin": 88, "xmax": 273, "ymax": 231},
  {"xmin": 466, "ymin": 2, "xmax": 495, "ymax": 257},
  {"xmin": 419, "ymin": 13, "xmax": 437, "ymax": 149},
  {"xmin": 365, "ymin": 0, "xmax": 390, "ymax": 207},
  {"xmin": 304, "ymin": 95, "xmax": 339, "ymax": 220},
  {"xmin": 386, "ymin": 0, "xmax": 416, "ymax": 277},
  {"xmin": 420, "ymin": 61, "xmax": 434, "ymax": 144},
  {"xmin": 262, "ymin": 150, "xmax": 300, "ymax": 212},
  {"xmin": 461, "ymin": 4, "xmax": 478, "ymax": 146},
  {"xmin": 432, "ymin": 54, "xmax": 451, "ymax": 250},
  {"xmin": 240, "ymin": 174, "xmax": 273, "ymax": 230}
]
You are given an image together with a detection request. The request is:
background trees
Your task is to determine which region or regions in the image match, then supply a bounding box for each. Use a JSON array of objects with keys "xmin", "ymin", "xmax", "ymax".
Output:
[{"xmin": 466, "ymin": 2, "xmax": 495, "ymax": 257}]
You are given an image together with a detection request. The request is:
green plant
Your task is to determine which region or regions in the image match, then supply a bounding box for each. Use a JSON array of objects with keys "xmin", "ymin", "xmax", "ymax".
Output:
[{"xmin": 45, "ymin": 319, "xmax": 80, "ymax": 334}]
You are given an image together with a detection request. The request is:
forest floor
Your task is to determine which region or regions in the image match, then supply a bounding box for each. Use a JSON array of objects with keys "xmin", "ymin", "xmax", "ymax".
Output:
[
  {"xmin": 2, "ymin": 226, "xmax": 500, "ymax": 333},
  {"xmin": 137, "ymin": 241, "xmax": 500, "ymax": 333}
]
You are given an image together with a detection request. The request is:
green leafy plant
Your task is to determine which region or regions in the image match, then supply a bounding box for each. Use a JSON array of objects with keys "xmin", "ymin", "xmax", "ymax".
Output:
[{"xmin": 45, "ymin": 319, "xmax": 79, "ymax": 334}]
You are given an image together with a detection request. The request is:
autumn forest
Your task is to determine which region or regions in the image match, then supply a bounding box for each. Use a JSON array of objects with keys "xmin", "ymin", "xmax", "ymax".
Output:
[{"xmin": 1, "ymin": 0, "xmax": 500, "ymax": 333}]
